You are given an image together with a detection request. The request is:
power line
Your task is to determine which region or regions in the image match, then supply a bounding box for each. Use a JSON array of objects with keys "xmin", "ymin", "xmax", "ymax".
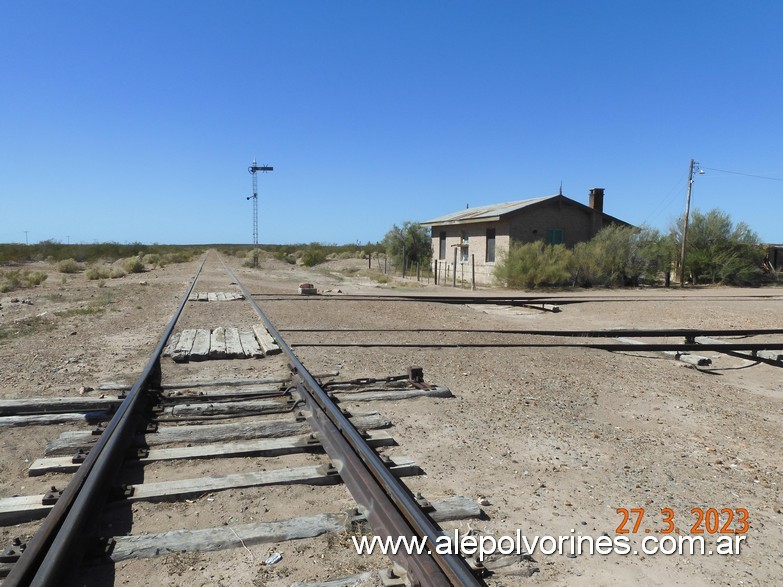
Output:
[
  {"xmin": 701, "ymin": 166, "xmax": 783, "ymax": 183},
  {"xmin": 642, "ymin": 169, "xmax": 688, "ymax": 226}
]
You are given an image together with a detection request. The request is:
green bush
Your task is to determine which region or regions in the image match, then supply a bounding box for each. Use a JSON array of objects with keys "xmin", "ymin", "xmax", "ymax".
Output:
[
  {"xmin": 300, "ymin": 245, "xmax": 328, "ymax": 267},
  {"xmin": 383, "ymin": 221, "xmax": 432, "ymax": 268},
  {"xmin": 677, "ymin": 209, "xmax": 768, "ymax": 286},
  {"xmin": 163, "ymin": 251, "xmax": 195, "ymax": 264},
  {"xmin": 142, "ymin": 253, "xmax": 162, "ymax": 267},
  {"xmin": 25, "ymin": 270, "xmax": 48, "ymax": 286},
  {"xmin": 122, "ymin": 257, "xmax": 145, "ymax": 274},
  {"xmin": 273, "ymin": 251, "xmax": 296, "ymax": 264},
  {"xmin": 570, "ymin": 225, "xmax": 675, "ymax": 287},
  {"xmin": 109, "ymin": 266, "xmax": 127, "ymax": 279},
  {"xmin": 1, "ymin": 271, "xmax": 21, "ymax": 292},
  {"xmin": 85, "ymin": 266, "xmax": 111, "ymax": 280},
  {"xmin": 494, "ymin": 242, "xmax": 573, "ymax": 289},
  {"xmin": 0, "ymin": 269, "xmax": 48, "ymax": 292},
  {"xmin": 56, "ymin": 258, "xmax": 82, "ymax": 274}
]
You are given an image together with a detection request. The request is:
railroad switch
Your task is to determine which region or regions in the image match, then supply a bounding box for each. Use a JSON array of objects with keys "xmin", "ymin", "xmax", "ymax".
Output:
[
  {"xmin": 42, "ymin": 486, "xmax": 63, "ymax": 506},
  {"xmin": 0, "ymin": 538, "xmax": 26, "ymax": 563},
  {"xmin": 71, "ymin": 449, "xmax": 88, "ymax": 464}
]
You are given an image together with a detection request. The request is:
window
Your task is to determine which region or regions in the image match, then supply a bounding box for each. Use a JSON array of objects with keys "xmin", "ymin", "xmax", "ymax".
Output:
[
  {"xmin": 438, "ymin": 231, "xmax": 447, "ymax": 260},
  {"xmin": 460, "ymin": 231, "xmax": 469, "ymax": 262},
  {"xmin": 486, "ymin": 228, "xmax": 496, "ymax": 262},
  {"xmin": 545, "ymin": 228, "xmax": 564, "ymax": 245}
]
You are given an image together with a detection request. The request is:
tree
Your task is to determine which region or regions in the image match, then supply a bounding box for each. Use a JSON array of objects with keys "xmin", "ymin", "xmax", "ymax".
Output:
[
  {"xmin": 672, "ymin": 208, "xmax": 766, "ymax": 286},
  {"xmin": 571, "ymin": 224, "xmax": 673, "ymax": 287},
  {"xmin": 382, "ymin": 221, "xmax": 432, "ymax": 270}
]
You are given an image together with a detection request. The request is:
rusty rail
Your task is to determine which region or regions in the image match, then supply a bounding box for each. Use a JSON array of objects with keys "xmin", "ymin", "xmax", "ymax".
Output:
[
  {"xmin": 5, "ymin": 256, "xmax": 207, "ymax": 586},
  {"xmin": 224, "ymin": 260, "xmax": 484, "ymax": 586}
]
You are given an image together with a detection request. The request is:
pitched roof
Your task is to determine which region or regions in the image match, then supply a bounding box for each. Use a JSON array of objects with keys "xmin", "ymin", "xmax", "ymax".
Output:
[{"xmin": 421, "ymin": 195, "xmax": 560, "ymax": 226}]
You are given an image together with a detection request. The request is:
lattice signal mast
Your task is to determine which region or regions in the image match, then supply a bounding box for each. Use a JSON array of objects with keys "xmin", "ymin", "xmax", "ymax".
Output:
[{"xmin": 247, "ymin": 159, "xmax": 273, "ymax": 267}]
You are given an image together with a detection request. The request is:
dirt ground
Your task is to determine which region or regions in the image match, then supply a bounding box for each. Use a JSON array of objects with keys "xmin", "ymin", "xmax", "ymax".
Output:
[{"xmin": 1, "ymin": 252, "xmax": 781, "ymax": 586}]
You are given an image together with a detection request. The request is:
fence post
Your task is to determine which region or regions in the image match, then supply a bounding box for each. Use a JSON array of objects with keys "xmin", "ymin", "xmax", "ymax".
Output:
[
  {"xmin": 368, "ymin": 253, "xmax": 371, "ymax": 269},
  {"xmin": 416, "ymin": 262, "xmax": 420, "ymax": 281},
  {"xmin": 471, "ymin": 254, "xmax": 475, "ymax": 290},
  {"xmin": 402, "ymin": 245, "xmax": 406, "ymax": 279}
]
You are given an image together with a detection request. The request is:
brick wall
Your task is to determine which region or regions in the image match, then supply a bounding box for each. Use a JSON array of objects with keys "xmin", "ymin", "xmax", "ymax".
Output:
[{"xmin": 428, "ymin": 199, "xmax": 610, "ymax": 285}]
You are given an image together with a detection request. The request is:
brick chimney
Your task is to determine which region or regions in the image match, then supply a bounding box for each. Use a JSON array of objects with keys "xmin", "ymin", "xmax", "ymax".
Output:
[{"xmin": 589, "ymin": 188, "xmax": 605, "ymax": 214}]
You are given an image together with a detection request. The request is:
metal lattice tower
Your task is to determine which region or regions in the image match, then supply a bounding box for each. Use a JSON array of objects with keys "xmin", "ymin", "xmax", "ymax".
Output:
[{"xmin": 247, "ymin": 159, "xmax": 273, "ymax": 267}]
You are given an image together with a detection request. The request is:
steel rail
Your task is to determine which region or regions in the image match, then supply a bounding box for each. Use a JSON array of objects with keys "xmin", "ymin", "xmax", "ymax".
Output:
[
  {"xmin": 287, "ymin": 342, "xmax": 783, "ymax": 352},
  {"xmin": 223, "ymin": 260, "xmax": 484, "ymax": 586},
  {"xmin": 278, "ymin": 327, "xmax": 783, "ymax": 338},
  {"xmin": 250, "ymin": 293, "xmax": 783, "ymax": 304},
  {"xmin": 5, "ymin": 256, "xmax": 207, "ymax": 587}
]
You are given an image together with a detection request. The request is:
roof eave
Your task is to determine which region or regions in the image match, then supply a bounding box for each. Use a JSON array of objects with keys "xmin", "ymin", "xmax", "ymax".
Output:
[{"xmin": 421, "ymin": 215, "xmax": 502, "ymax": 227}]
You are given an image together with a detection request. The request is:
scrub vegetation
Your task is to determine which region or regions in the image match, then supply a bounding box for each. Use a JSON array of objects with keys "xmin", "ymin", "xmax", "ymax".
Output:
[{"xmin": 494, "ymin": 209, "xmax": 776, "ymax": 289}]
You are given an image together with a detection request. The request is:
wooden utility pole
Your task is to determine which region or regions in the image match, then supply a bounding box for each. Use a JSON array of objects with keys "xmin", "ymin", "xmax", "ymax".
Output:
[{"xmin": 679, "ymin": 158, "xmax": 698, "ymax": 287}]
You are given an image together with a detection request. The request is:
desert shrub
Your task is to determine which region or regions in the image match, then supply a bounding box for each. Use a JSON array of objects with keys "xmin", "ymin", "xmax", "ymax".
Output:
[
  {"xmin": 0, "ymin": 269, "xmax": 48, "ymax": 292},
  {"xmin": 300, "ymin": 244, "xmax": 328, "ymax": 267},
  {"xmin": 109, "ymin": 267, "xmax": 127, "ymax": 279},
  {"xmin": 24, "ymin": 270, "xmax": 48, "ymax": 286},
  {"xmin": 570, "ymin": 225, "xmax": 675, "ymax": 287},
  {"xmin": 163, "ymin": 251, "xmax": 195, "ymax": 264},
  {"xmin": 494, "ymin": 242, "xmax": 573, "ymax": 289},
  {"xmin": 85, "ymin": 266, "xmax": 111, "ymax": 280},
  {"xmin": 0, "ymin": 271, "xmax": 21, "ymax": 293},
  {"xmin": 56, "ymin": 258, "xmax": 82, "ymax": 274},
  {"xmin": 273, "ymin": 251, "xmax": 296, "ymax": 264},
  {"xmin": 122, "ymin": 257, "xmax": 145, "ymax": 274},
  {"xmin": 142, "ymin": 253, "xmax": 162, "ymax": 267}
]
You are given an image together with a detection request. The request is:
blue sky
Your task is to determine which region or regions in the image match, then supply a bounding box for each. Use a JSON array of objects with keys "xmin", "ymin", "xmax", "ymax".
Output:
[{"xmin": 1, "ymin": 1, "xmax": 781, "ymax": 245}]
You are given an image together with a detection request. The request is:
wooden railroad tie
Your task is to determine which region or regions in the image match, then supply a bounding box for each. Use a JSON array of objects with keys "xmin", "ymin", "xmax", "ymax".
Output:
[
  {"xmin": 162, "ymin": 325, "xmax": 281, "ymax": 362},
  {"xmin": 0, "ymin": 456, "xmax": 420, "ymax": 525},
  {"xmin": 188, "ymin": 292, "xmax": 244, "ymax": 302}
]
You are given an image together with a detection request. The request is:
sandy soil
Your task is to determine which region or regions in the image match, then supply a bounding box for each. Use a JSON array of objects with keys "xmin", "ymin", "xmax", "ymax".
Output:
[{"xmin": 1, "ymin": 252, "xmax": 781, "ymax": 586}]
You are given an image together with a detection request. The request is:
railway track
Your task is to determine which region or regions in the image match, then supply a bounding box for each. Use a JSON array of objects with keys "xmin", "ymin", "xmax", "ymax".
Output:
[
  {"xmin": 2, "ymin": 254, "xmax": 780, "ymax": 585},
  {"xmin": 0, "ymin": 253, "xmax": 489, "ymax": 586}
]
